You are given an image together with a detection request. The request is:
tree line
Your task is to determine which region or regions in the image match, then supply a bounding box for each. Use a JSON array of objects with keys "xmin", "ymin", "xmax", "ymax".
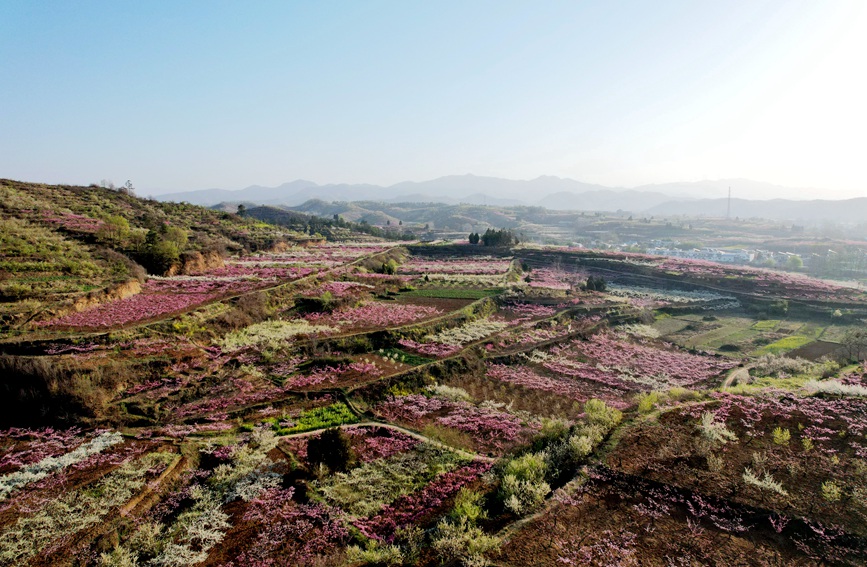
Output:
[{"xmin": 468, "ymin": 228, "xmax": 518, "ymax": 247}]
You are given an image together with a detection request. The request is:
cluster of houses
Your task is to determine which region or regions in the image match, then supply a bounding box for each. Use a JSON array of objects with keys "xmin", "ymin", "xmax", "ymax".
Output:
[
  {"xmin": 643, "ymin": 243, "xmax": 805, "ymax": 267},
  {"xmin": 646, "ymin": 247, "xmax": 755, "ymax": 264}
]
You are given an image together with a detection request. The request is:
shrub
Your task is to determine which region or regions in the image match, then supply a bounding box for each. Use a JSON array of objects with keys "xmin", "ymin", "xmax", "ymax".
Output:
[
  {"xmin": 568, "ymin": 433, "xmax": 595, "ymax": 458},
  {"xmin": 667, "ymin": 387, "xmax": 699, "ymax": 401},
  {"xmin": 821, "ymin": 480, "xmax": 842, "ymax": 502},
  {"xmin": 707, "ymin": 453, "xmax": 725, "ymax": 472},
  {"xmin": 698, "ymin": 411, "xmax": 738, "ymax": 446},
  {"xmin": 432, "ymin": 517, "xmax": 500, "ymax": 567},
  {"xmin": 450, "ymin": 488, "xmax": 487, "ymax": 524},
  {"xmin": 768, "ymin": 299, "xmax": 789, "ymax": 316},
  {"xmin": 379, "ymin": 259, "xmax": 399, "ymax": 275},
  {"xmin": 500, "ymin": 452, "xmax": 550, "ymax": 515},
  {"xmin": 636, "ymin": 391, "xmax": 660, "ymax": 413},
  {"xmin": 530, "ymin": 417, "xmax": 571, "ymax": 451},
  {"xmin": 772, "ymin": 427, "xmax": 791, "ymax": 446},
  {"xmin": 583, "ymin": 399, "xmax": 622, "ymax": 430},
  {"xmin": 138, "ymin": 238, "xmax": 182, "ymax": 274},
  {"xmin": 504, "ymin": 451, "xmax": 546, "ymax": 482},
  {"xmin": 345, "ymin": 541, "xmax": 403, "ymax": 565},
  {"xmin": 805, "ymin": 379, "xmax": 867, "ymax": 397},
  {"xmin": 543, "ymin": 432, "xmax": 594, "ymax": 487},
  {"xmin": 584, "ymin": 275, "xmax": 606, "ymax": 292},
  {"xmin": 428, "ymin": 383, "xmax": 472, "ymax": 402},
  {"xmin": 743, "ymin": 467, "xmax": 788, "ymax": 496}
]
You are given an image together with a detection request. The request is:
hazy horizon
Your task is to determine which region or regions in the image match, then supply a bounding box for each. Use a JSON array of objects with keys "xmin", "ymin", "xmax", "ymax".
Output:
[
  {"xmin": 2, "ymin": 1, "xmax": 866, "ymax": 199},
  {"xmin": 141, "ymin": 173, "xmax": 846, "ymax": 201}
]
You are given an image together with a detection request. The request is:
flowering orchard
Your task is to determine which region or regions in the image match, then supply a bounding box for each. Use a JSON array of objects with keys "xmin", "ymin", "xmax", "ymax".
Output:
[
  {"xmin": 487, "ymin": 363, "xmax": 598, "ymax": 403},
  {"xmin": 36, "ymin": 277, "xmax": 270, "ymax": 329},
  {"xmin": 34, "ymin": 241, "xmax": 392, "ymax": 330},
  {"xmin": 219, "ymin": 488, "xmax": 349, "ymax": 566},
  {"xmin": 524, "ymin": 268, "xmax": 581, "ymax": 290},
  {"xmin": 354, "ymin": 460, "xmax": 493, "ymax": 541},
  {"xmin": 607, "ymin": 283, "xmax": 738, "ymax": 309},
  {"xmin": 608, "ymin": 389, "xmax": 867, "ymax": 544},
  {"xmin": 545, "ymin": 333, "xmax": 736, "ymax": 391},
  {"xmin": 486, "ymin": 315, "xmax": 595, "ymax": 352},
  {"xmin": 375, "ymin": 393, "xmax": 537, "ymax": 452},
  {"xmin": 283, "ymin": 359, "xmax": 385, "ymax": 389},
  {"xmin": 41, "ymin": 210, "xmax": 105, "ymax": 233},
  {"xmin": 307, "ymin": 302, "xmax": 443, "ymax": 330},
  {"xmin": 283, "ymin": 426, "xmax": 420, "ymax": 464},
  {"xmin": 501, "ymin": 301, "xmax": 558, "ymax": 321}
]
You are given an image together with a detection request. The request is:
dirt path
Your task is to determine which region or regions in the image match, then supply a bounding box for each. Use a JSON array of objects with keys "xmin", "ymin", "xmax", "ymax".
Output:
[{"xmin": 723, "ymin": 365, "xmax": 752, "ymax": 388}]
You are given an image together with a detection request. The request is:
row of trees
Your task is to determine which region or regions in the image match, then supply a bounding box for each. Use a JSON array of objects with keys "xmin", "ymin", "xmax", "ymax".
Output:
[{"xmin": 468, "ymin": 228, "xmax": 518, "ymax": 247}]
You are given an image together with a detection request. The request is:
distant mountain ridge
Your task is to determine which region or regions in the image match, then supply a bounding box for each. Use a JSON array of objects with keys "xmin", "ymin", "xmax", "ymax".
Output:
[
  {"xmin": 156, "ymin": 174, "xmax": 619, "ymax": 207},
  {"xmin": 156, "ymin": 175, "xmax": 864, "ymax": 222}
]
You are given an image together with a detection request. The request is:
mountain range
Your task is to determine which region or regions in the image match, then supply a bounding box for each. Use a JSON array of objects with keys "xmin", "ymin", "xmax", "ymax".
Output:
[{"xmin": 155, "ymin": 175, "xmax": 866, "ymax": 222}]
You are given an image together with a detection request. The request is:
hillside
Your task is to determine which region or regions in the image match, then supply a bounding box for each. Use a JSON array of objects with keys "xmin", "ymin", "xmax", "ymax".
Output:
[
  {"xmin": 0, "ymin": 179, "xmax": 304, "ymax": 328},
  {"xmin": 1, "ymin": 181, "xmax": 867, "ymax": 565},
  {"xmin": 289, "ymin": 199, "xmax": 520, "ymax": 232}
]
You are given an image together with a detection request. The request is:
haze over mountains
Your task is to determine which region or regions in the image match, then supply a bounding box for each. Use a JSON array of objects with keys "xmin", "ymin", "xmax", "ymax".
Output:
[{"xmin": 156, "ymin": 175, "xmax": 867, "ymax": 223}]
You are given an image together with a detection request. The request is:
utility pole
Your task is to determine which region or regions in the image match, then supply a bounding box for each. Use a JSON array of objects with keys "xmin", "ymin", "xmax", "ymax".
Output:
[{"xmin": 727, "ymin": 187, "xmax": 731, "ymax": 219}]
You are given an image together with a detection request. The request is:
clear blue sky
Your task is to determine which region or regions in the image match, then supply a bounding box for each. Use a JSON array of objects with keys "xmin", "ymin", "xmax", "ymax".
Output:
[{"xmin": 2, "ymin": 1, "xmax": 865, "ymax": 197}]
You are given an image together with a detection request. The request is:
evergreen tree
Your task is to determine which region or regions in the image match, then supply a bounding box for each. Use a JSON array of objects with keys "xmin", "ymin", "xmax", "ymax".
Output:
[{"xmin": 307, "ymin": 428, "xmax": 355, "ymax": 472}]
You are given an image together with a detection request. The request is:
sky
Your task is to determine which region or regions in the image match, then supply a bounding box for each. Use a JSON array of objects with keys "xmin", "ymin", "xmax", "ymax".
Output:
[{"xmin": 1, "ymin": 1, "xmax": 866, "ymax": 198}]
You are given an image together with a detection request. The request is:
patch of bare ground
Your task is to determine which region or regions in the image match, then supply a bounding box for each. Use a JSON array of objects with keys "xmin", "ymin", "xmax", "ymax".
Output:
[
  {"xmin": 786, "ymin": 340, "xmax": 841, "ymax": 361},
  {"xmin": 607, "ymin": 403, "xmax": 867, "ymax": 540},
  {"xmin": 496, "ymin": 468, "xmax": 839, "ymax": 566}
]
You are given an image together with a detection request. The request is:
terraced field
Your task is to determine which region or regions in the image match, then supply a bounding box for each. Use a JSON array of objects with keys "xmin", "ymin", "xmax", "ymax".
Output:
[{"xmin": 2, "ymin": 182, "xmax": 867, "ymax": 566}]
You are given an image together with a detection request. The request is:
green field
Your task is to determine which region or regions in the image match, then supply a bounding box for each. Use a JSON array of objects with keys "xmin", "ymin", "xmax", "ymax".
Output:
[
  {"xmin": 751, "ymin": 319, "xmax": 780, "ymax": 331},
  {"xmin": 753, "ymin": 335, "xmax": 815, "ymax": 356},
  {"xmin": 821, "ymin": 325, "xmax": 854, "ymax": 343},
  {"xmin": 656, "ymin": 314, "xmax": 834, "ymax": 358},
  {"xmin": 680, "ymin": 317, "xmax": 756, "ymax": 349},
  {"xmin": 652, "ymin": 316, "xmax": 691, "ymax": 336},
  {"xmin": 272, "ymin": 402, "xmax": 358, "ymax": 435}
]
